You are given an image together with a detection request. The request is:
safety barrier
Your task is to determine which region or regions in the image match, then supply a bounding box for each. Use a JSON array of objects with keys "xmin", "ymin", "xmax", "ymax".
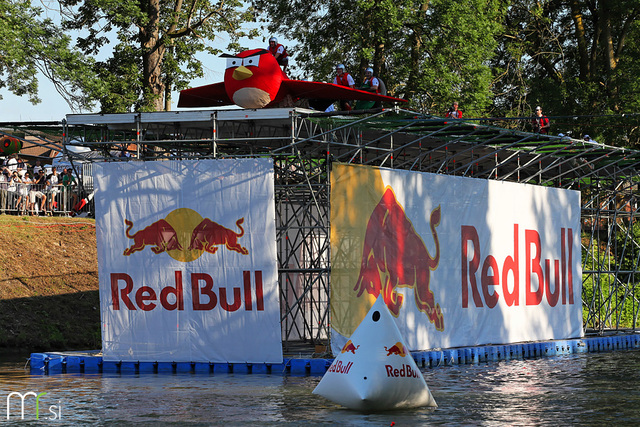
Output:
[
  {"xmin": 0, "ymin": 182, "xmax": 85, "ymax": 216},
  {"xmin": 29, "ymin": 334, "xmax": 640, "ymax": 376}
]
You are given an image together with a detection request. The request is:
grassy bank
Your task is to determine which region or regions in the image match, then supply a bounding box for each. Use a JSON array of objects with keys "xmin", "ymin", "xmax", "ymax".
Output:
[{"xmin": 0, "ymin": 215, "xmax": 99, "ymax": 351}]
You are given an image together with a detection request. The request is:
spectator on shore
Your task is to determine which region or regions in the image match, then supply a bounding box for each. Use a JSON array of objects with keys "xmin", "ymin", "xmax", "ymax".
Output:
[
  {"xmin": 7, "ymin": 171, "xmax": 20, "ymax": 213},
  {"xmin": 5, "ymin": 154, "xmax": 17, "ymax": 173},
  {"xmin": 0, "ymin": 167, "xmax": 8, "ymax": 214},
  {"xmin": 30, "ymin": 169, "xmax": 47, "ymax": 215},
  {"xmin": 61, "ymin": 168, "xmax": 79, "ymax": 211},
  {"xmin": 18, "ymin": 172, "xmax": 32, "ymax": 215},
  {"xmin": 45, "ymin": 167, "xmax": 60, "ymax": 215},
  {"xmin": 32, "ymin": 159, "xmax": 43, "ymax": 176}
]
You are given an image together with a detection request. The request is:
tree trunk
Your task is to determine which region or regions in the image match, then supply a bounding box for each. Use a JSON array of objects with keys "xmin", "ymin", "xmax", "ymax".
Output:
[
  {"xmin": 406, "ymin": 2, "xmax": 430, "ymax": 99},
  {"xmin": 569, "ymin": 0, "xmax": 589, "ymax": 80},
  {"xmin": 600, "ymin": 1, "xmax": 617, "ymax": 74},
  {"xmin": 141, "ymin": 0, "xmax": 165, "ymax": 111}
]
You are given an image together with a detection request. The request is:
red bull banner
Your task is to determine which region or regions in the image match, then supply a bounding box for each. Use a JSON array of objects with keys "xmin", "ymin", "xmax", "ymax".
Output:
[
  {"xmin": 94, "ymin": 159, "xmax": 282, "ymax": 363},
  {"xmin": 330, "ymin": 164, "xmax": 582, "ymax": 354}
]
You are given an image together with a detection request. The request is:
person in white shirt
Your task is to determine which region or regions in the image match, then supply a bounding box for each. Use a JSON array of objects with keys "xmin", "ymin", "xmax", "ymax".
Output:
[
  {"xmin": 32, "ymin": 159, "xmax": 43, "ymax": 176},
  {"xmin": 6, "ymin": 154, "xmax": 17, "ymax": 172},
  {"xmin": 45, "ymin": 167, "xmax": 60, "ymax": 215},
  {"xmin": 0, "ymin": 168, "xmax": 8, "ymax": 214}
]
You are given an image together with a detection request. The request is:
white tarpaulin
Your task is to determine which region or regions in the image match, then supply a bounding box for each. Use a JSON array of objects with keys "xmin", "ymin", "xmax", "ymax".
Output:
[
  {"xmin": 330, "ymin": 164, "xmax": 583, "ymax": 354},
  {"xmin": 94, "ymin": 159, "xmax": 283, "ymax": 363}
]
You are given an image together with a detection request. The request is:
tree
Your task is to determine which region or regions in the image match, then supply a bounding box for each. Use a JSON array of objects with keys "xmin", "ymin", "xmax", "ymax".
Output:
[
  {"xmin": 254, "ymin": 0, "xmax": 505, "ymax": 115},
  {"xmin": 0, "ymin": 0, "xmax": 97, "ymax": 112},
  {"xmin": 60, "ymin": 0, "xmax": 258, "ymax": 112},
  {"xmin": 491, "ymin": 1, "xmax": 640, "ymax": 145}
]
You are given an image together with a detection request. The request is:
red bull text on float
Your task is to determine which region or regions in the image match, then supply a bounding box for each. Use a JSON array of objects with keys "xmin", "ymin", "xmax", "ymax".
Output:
[
  {"xmin": 327, "ymin": 360, "xmax": 354, "ymax": 375},
  {"xmin": 354, "ymin": 188, "xmax": 444, "ymax": 331},
  {"xmin": 461, "ymin": 224, "xmax": 576, "ymax": 308},
  {"xmin": 384, "ymin": 342, "xmax": 419, "ymax": 378},
  {"xmin": 385, "ymin": 364, "xmax": 421, "ymax": 378}
]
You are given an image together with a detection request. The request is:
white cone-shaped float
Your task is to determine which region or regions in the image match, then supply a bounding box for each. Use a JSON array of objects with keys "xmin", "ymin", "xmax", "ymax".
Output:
[{"xmin": 313, "ymin": 295, "xmax": 437, "ymax": 411}]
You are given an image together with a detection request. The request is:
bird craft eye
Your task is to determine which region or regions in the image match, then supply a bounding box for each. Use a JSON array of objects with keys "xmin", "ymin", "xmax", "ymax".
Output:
[
  {"xmin": 226, "ymin": 57, "xmax": 242, "ymax": 69},
  {"xmin": 242, "ymin": 55, "xmax": 261, "ymax": 67}
]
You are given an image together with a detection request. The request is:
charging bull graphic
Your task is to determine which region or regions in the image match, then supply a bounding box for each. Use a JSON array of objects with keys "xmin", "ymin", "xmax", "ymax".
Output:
[
  {"xmin": 341, "ymin": 340, "xmax": 360, "ymax": 354},
  {"xmin": 123, "ymin": 211, "xmax": 248, "ymax": 259},
  {"xmin": 354, "ymin": 188, "xmax": 444, "ymax": 331},
  {"xmin": 123, "ymin": 219, "xmax": 183, "ymax": 256},
  {"xmin": 188, "ymin": 218, "xmax": 248, "ymax": 255},
  {"xmin": 385, "ymin": 342, "xmax": 407, "ymax": 357}
]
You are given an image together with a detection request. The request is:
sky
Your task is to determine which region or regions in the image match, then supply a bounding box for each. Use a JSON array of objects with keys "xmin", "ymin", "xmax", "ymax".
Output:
[
  {"xmin": 0, "ymin": 9, "xmax": 288, "ymax": 123},
  {"xmin": 0, "ymin": 52, "xmax": 233, "ymax": 122}
]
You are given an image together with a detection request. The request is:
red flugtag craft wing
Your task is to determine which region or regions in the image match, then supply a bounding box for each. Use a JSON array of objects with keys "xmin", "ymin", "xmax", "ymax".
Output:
[
  {"xmin": 177, "ymin": 82, "xmax": 233, "ymax": 108},
  {"xmin": 177, "ymin": 48, "xmax": 407, "ymax": 109},
  {"xmin": 279, "ymin": 80, "xmax": 406, "ymax": 104}
]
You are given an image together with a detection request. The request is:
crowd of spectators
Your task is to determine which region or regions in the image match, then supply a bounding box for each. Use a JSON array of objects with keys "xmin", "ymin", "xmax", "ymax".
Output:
[{"xmin": 0, "ymin": 154, "xmax": 79, "ymax": 216}]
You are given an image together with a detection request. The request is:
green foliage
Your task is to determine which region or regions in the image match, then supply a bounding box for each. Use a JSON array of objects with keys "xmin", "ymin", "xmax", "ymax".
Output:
[
  {"xmin": 491, "ymin": 0, "xmax": 640, "ymax": 144},
  {"xmin": 0, "ymin": 0, "xmax": 98, "ymax": 111},
  {"xmin": 582, "ymin": 221, "xmax": 640, "ymax": 330},
  {"xmin": 60, "ymin": 0, "xmax": 258, "ymax": 112},
  {"xmin": 256, "ymin": 0, "xmax": 505, "ymax": 115}
]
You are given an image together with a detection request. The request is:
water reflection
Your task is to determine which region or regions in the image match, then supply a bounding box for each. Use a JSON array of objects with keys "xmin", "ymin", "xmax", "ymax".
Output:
[{"xmin": 1, "ymin": 350, "xmax": 639, "ymax": 424}]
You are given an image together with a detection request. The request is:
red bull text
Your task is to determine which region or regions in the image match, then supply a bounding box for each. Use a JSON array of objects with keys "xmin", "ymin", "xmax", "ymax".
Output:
[
  {"xmin": 461, "ymin": 224, "xmax": 575, "ymax": 308},
  {"xmin": 327, "ymin": 360, "xmax": 353, "ymax": 375},
  {"xmin": 110, "ymin": 270, "xmax": 264, "ymax": 312},
  {"xmin": 385, "ymin": 364, "xmax": 421, "ymax": 378}
]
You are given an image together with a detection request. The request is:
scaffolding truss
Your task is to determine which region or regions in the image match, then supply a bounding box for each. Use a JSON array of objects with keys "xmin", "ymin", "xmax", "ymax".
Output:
[{"xmin": 31, "ymin": 107, "xmax": 637, "ymax": 346}]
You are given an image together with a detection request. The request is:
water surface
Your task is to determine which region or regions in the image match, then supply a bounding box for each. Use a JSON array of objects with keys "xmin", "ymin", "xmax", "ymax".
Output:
[{"xmin": 1, "ymin": 350, "xmax": 639, "ymax": 425}]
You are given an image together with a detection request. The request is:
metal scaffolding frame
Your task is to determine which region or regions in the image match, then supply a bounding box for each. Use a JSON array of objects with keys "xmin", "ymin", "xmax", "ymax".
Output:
[{"xmin": 48, "ymin": 107, "xmax": 640, "ymax": 347}]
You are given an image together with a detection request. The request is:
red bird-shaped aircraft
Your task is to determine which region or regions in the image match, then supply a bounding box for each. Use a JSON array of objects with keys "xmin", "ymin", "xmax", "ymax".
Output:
[{"xmin": 177, "ymin": 48, "xmax": 407, "ymax": 109}]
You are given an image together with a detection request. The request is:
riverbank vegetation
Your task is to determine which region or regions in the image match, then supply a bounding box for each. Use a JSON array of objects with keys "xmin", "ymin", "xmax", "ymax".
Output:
[{"xmin": 4, "ymin": 1, "xmax": 640, "ymax": 146}]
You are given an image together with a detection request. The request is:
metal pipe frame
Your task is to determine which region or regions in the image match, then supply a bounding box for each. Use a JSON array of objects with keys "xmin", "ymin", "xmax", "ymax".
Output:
[{"xmin": 34, "ymin": 108, "xmax": 640, "ymax": 346}]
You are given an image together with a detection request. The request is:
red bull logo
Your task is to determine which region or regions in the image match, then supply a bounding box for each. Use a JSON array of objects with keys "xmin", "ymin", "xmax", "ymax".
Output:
[
  {"xmin": 384, "ymin": 342, "xmax": 407, "ymax": 357},
  {"xmin": 110, "ymin": 270, "xmax": 265, "ymax": 312},
  {"xmin": 327, "ymin": 360, "xmax": 353, "ymax": 375},
  {"xmin": 354, "ymin": 188, "xmax": 445, "ymax": 331},
  {"xmin": 122, "ymin": 208, "xmax": 248, "ymax": 262},
  {"xmin": 461, "ymin": 224, "xmax": 576, "ymax": 308},
  {"xmin": 123, "ymin": 219, "xmax": 183, "ymax": 256},
  {"xmin": 341, "ymin": 340, "xmax": 360, "ymax": 354},
  {"xmin": 385, "ymin": 364, "xmax": 421, "ymax": 378}
]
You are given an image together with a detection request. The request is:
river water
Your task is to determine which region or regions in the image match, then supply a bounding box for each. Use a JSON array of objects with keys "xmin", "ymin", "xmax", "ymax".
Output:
[{"xmin": 1, "ymin": 349, "xmax": 639, "ymax": 425}]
